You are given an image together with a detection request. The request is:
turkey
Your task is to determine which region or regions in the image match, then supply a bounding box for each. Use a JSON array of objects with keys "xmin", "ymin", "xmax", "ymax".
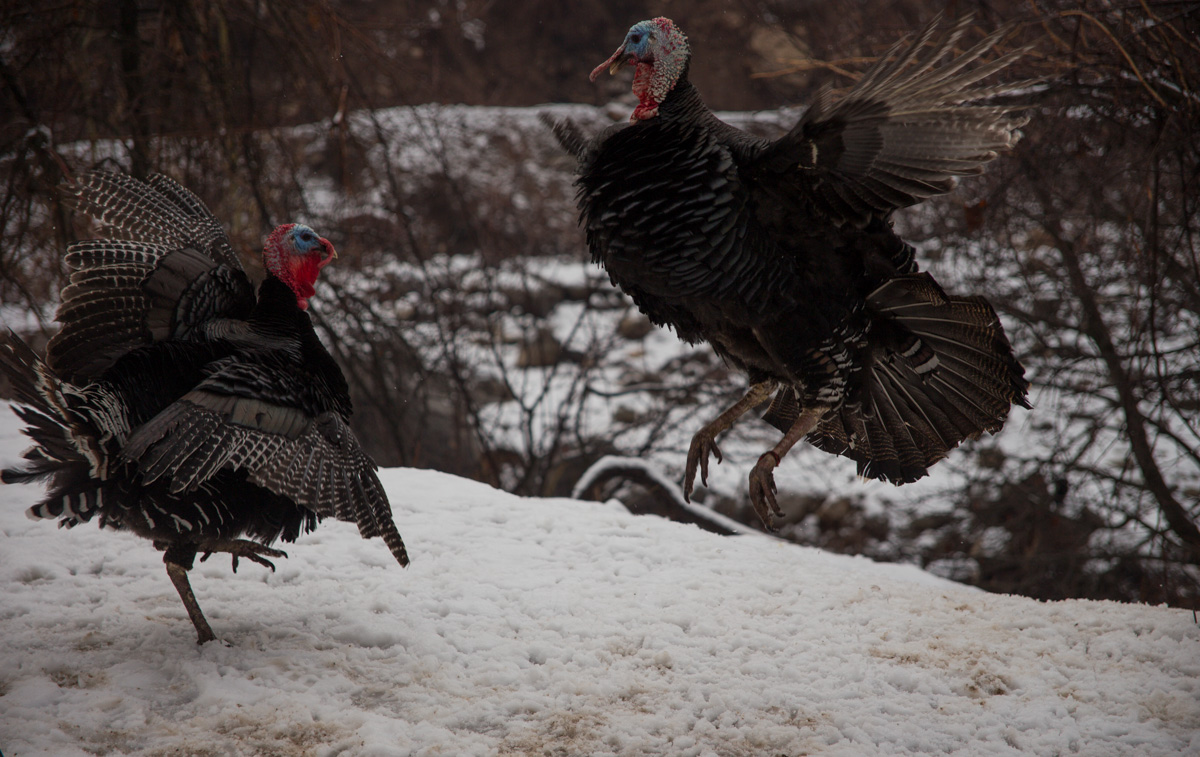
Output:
[
  {"xmin": 548, "ymin": 16, "xmax": 1031, "ymax": 528},
  {"xmin": 1, "ymin": 170, "xmax": 409, "ymax": 643}
]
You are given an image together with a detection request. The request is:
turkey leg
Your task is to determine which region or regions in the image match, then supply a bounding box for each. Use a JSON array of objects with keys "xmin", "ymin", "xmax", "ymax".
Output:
[
  {"xmin": 684, "ymin": 380, "xmax": 778, "ymax": 501},
  {"xmin": 163, "ymin": 540, "xmax": 287, "ymax": 644},
  {"xmin": 162, "ymin": 543, "xmax": 217, "ymax": 644},
  {"xmin": 748, "ymin": 404, "xmax": 829, "ymax": 529}
]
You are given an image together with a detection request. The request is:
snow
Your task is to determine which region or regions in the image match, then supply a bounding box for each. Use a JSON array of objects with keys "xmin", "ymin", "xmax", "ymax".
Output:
[{"xmin": 1, "ymin": 402, "xmax": 1198, "ymax": 757}]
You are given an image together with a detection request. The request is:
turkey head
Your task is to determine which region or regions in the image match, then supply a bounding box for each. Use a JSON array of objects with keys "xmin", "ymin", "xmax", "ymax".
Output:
[
  {"xmin": 591, "ymin": 17, "xmax": 690, "ymax": 121},
  {"xmin": 262, "ymin": 223, "xmax": 337, "ymax": 310}
]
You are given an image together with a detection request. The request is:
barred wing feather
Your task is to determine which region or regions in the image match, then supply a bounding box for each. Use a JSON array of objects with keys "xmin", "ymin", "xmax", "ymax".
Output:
[{"xmin": 121, "ymin": 389, "xmax": 409, "ymax": 567}]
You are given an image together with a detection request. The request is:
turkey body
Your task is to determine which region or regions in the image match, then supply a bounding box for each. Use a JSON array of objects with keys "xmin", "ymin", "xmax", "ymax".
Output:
[
  {"xmin": 554, "ymin": 16, "xmax": 1031, "ymax": 526},
  {"xmin": 582, "ymin": 105, "xmax": 907, "ymax": 391},
  {"xmin": 2, "ymin": 171, "xmax": 408, "ymax": 643},
  {"xmin": 24, "ymin": 279, "xmax": 342, "ymax": 548}
]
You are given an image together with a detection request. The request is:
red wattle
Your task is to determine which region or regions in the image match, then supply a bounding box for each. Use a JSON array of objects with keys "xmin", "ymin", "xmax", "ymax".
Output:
[
  {"xmin": 631, "ymin": 63, "xmax": 659, "ymax": 121},
  {"xmin": 291, "ymin": 254, "xmax": 321, "ymax": 303}
]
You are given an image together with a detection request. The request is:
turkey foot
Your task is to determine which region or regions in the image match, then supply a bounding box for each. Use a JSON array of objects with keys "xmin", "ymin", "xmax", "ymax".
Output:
[
  {"xmin": 681, "ymin": 381, "xmax": 778, "ymax": 502},
  {"xmin": 199, "ymin": 539, "xmax": 288, "ymax": 573},
  {"xmin": 748, "ymin": 451, "xmax": 783, "ymax": 530},
  {"xmin": 684, "ymin": 429, "xmax": 723, "ymax": 501},
  {"xmin": 745, "ymin": 404, "xmax": 830, "ymax": 530}
]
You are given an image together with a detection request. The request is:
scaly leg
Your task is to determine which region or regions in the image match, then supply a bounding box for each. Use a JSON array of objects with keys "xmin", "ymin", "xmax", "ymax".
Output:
[
  {"xmin": 684, "ymin": 380, "xmax": 778, "ymax": 501},
  {"xmin": 162, "ymin": 543, "xmax": 217, "ymax": 644},
  {"xmin": 161, "ymin": 539, "xmax": 287, "ymax": 644},
  {"xmin": 748, "ymin": 404, "xmax": 830, "ymax": 530}
]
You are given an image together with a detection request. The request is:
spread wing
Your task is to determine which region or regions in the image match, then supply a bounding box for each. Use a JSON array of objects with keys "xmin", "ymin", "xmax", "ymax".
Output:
[
  {"xmin": 49, "ymin": 171, "xmax": 255, "ymax": 381},
  {"xmin": 749, "ymin": 15, "xmax": 1029, "ymax": 226},
  {"xmin": 120, "ymin": 355, "xmax": 409, "ymax": 566}
]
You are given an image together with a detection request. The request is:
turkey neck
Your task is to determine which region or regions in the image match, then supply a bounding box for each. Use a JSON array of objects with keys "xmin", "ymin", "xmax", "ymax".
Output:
[
  {"xmin": 656, "ymin": 72, "xmax": 706, "ymax": 122},
  {"xmin": 251, "ymin": 274, "xmax": 353, "ymax": 418},
  {"xmin": 655, "ymin": 75, "xmax": 767, "ymax": 158},
  {"xmin": 253, "ymin": 276, "xmax": 313, "ymax": 335}
]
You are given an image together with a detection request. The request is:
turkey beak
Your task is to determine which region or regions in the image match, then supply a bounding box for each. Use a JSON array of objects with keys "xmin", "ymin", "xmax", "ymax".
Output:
[
  {"xmin": 318, "ymin": 238, "xmax": 337, "ymax": 269},
  {"xmin": 590, "ymin": 43, "xmax": 628, "ymax": 82}
]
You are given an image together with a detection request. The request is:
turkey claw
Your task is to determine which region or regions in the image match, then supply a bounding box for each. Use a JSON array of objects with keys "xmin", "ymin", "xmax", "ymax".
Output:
[
  {"xmin": 684, "ymin": 430, "xmax": 723, "ymax": 501},
  {"xmin": 200, "ymin": 540, "xmax": 288, "ymax": 574},
  {"xmin": 748, "ymin": 451, "xmax": 784, "ymax": 530}
]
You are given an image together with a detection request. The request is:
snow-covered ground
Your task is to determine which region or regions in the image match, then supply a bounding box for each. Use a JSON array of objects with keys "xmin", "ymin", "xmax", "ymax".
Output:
[{"xmin": 1, "ymin": 401, "xmax": 1197, "ymax": 757}]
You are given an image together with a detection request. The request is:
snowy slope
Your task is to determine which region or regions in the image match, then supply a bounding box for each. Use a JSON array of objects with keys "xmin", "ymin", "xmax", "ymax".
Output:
[{"xmin": 0, "ymin": 402, "xmax": 1196, "ymax": 757}]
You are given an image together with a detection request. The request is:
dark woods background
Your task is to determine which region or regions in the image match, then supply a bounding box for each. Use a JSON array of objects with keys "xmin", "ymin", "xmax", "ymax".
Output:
[{"xmin": 2, "ymin": 0, "xmax": 1198, "ymax": 608}]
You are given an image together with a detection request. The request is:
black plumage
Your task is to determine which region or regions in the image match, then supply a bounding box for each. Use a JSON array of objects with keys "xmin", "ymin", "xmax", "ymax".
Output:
[
  {"xmin": 1, "ymin": 170, "xmax": 408, "ymax": 643},
  {"xmin": 550, "ymin": 16, "xmax": 1031, "ymax": 527}
]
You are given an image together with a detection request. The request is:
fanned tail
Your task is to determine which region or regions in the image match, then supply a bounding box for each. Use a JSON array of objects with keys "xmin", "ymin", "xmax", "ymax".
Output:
[
  {"xmin": 0, "ymin": 334, "xmax": 119, "ymax": 525},
  {"xmin": 802, "ymin": 273, "xmax": 1029, "ymax": 483}
]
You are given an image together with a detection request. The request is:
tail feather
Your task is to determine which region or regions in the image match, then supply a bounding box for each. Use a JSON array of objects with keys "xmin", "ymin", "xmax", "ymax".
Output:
[
  {"xmin": 26, "ymin": 477, "xmax": 114, "ymax": 525},
  {"xmin": 871, "ymin": 356, "xmax": 955, "ymax": 448},
  {"xmin": 1, "ymin": 446, "xmax": 62, "ymax": 485},
  {"xmin": 0, "ymin": 338, "xmax": 87, "ymax": 465},
  {"xmin": 10, "ymin": 405, "xmax": 79, "ymax": 466},
  {"xmin": 144, "ymin": 173, "xmax": 243, "ymax": 269},
  {"xmin": 145, "ymin": 173, "xmax": 213, "ymax": 222},
  {"xmin": 0, "ymin": 336, "xmax": 50, "ymax": 409},
  {"xmin": 808, "ymin": 273, "xmax": 1028, "ymax": 483},
  {"xmin": 0, "ymin": 334, "xmax": 121, "ymax": 524}
]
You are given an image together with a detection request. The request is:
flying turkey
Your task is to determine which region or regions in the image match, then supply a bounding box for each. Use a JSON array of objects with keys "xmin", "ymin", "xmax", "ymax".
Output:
[
  {"xmin": 548, "ymin": 16, "xmax": 1031, "ymax": 528},
  {"xmin": 1, "ymin": 170, "xmax": 409, "ymax": 643}
]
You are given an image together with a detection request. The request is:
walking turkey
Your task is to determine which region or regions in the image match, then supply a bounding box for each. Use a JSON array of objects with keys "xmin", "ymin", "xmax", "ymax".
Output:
[
  {"xmin": 1, "ymin": 170, "xmax": 409, "ymax": 643},
  {"xmin": 548, "ymin": 15, "xmax": 1031, "ymax": 528}
]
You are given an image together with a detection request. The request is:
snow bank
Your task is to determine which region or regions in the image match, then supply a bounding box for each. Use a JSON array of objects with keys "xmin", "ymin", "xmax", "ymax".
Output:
[{"xmin": 0, "ymin": 403, "xmax": 1196, "ymax": 756}]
